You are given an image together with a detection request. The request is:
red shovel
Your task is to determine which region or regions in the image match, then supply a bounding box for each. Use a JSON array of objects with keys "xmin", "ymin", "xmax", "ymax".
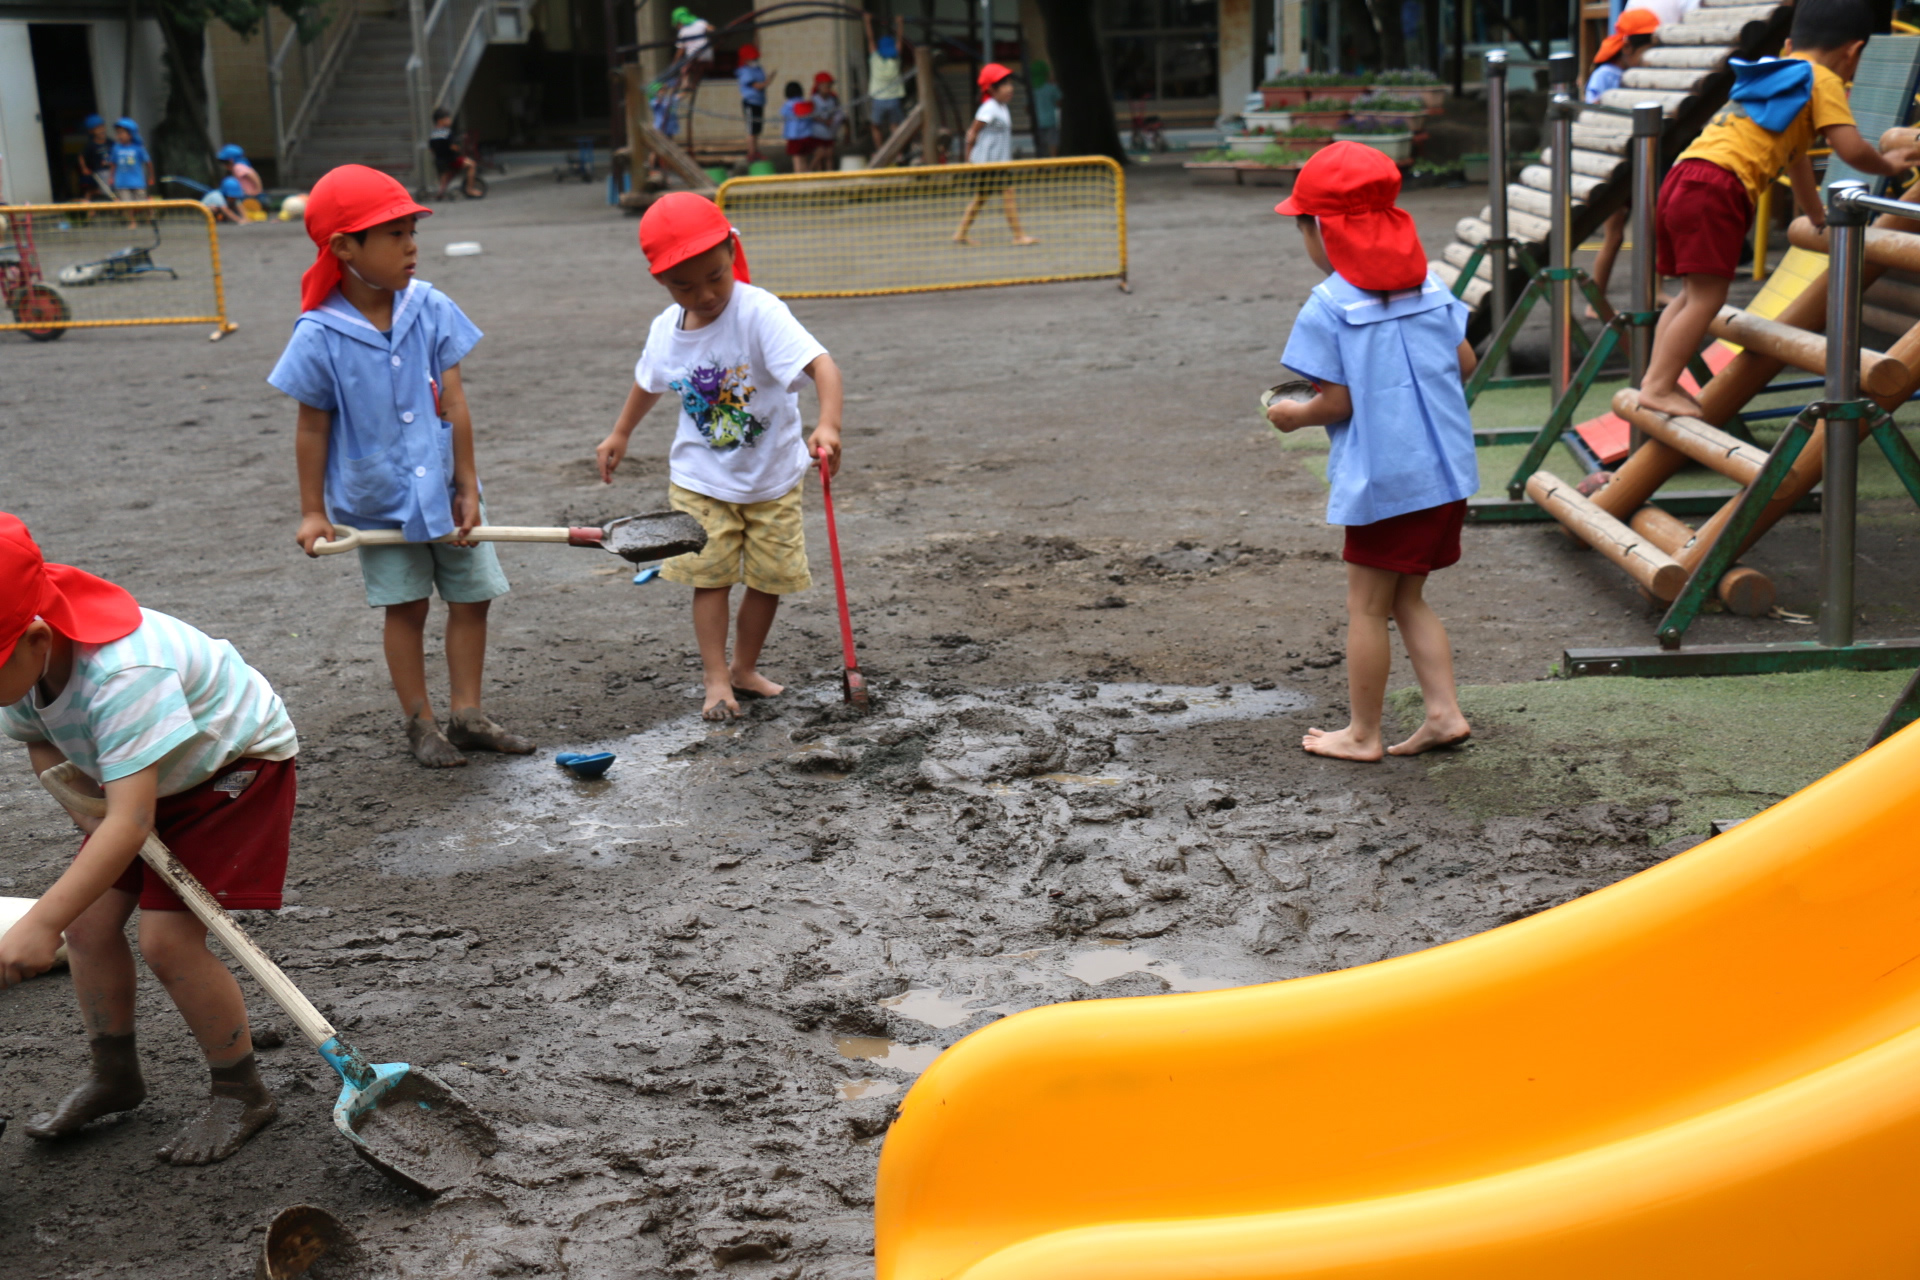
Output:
[{"xmin": 816, "ymin": 446, "xmax": 869, "ymax": 706}]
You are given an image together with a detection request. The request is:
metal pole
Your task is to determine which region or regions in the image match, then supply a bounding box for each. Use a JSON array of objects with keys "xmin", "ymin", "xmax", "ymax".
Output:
[
  {"xmin": 1548, "ymin": 51, "xmax": 1576, "ymax": 402},
  {"xmin": 1821, "ymin": 182, "xmax": 1868, "ymax": 649},
  {"xmin": 263, "ymin": 6, "xmax": 286, "ymax": 184},
  {"xmin": 981, "ymin": 0, "xmax": 992, "ymax": 66},
  {"xmin": 407, "ymin": 0, "xmax": 432, "ymax": 196},
  {"xmin": 1628, "ymin": 99, "xmax": 1662, "ymax": 451},
  {"xmin": 1486, "ymin": 50, "xmax": 1510, "ymax": 380}
]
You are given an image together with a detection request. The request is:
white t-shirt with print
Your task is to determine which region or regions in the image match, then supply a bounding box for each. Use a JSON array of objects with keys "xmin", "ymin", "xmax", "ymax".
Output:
[
  {"xmin": 635, "ymin": 282, "xmax": 828, "ymax": 505},
  {"xmin": 970, "ymin": 98, "xmax": 1013, "ymax": 164}
]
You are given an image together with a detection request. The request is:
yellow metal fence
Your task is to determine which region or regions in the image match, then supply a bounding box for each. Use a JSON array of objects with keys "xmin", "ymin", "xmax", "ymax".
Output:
[
  {"xmin": 0, "ymin": 201, "xmax": 237, "ymax": 341},
  {"xmin": 715, "ymin": 156, "xmax": 1128, "ymax": 299}
]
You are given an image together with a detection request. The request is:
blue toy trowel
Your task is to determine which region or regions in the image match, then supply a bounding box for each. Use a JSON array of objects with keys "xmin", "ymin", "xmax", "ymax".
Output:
[{"xmin": 38, "ymin": 762, "xmax": 496, "ymax": 1197}]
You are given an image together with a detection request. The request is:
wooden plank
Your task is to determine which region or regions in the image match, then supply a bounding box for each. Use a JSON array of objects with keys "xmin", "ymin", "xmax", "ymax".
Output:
[
  {"xmin": 1443, "ymin": 240, "xmax": 1493, "ymax": 280},
  {"xmin": 1622, "ymin": 67, "xmax": 1715, "ymax": 91},
  {"xmin": 1521, "ymin": 164, "xmax": 1605, "ymax": 200},
  {"xmin": 1571, "ymin": 125, "xmax": 1630, "ymax": 155},
  {"xmin": 632, "ymin": 114, "xmax": 718, "ymax": 194},
  {"xmin": 1543, "ymin": 146, "xmax": 1629, "ymax": 179},
  {"xmin": 1640, "ymin": 46, "xmax": 1732, "ymax": 68},
  {"xmin": 869, "ymin": 102, "xmax": 924, "ymax": 169},
  {"xmin": 1597, "ymin": 88, "xmax": 1692, "ymax": 113},
  {"xmin": 1706, "ymin": 304, "xmax": 1912, "ymax": 397},
  {"xmin": 1526, "ymin": 470, "xmax": 1689, "ymax": 599},
  {"xmin": 1456, "ymin": 215, "xmax": 1493, "ymax": 246},
  {"xmin": 1619, "ymin": 401, "xmax": 1769, "ymax": 484}
]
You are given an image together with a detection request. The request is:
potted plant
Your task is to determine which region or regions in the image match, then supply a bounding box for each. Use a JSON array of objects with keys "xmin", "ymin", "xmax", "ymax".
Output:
[
  {"xmin": 1242, "ymin": 108, "xmax": 1293, "ymax": 134},
  {"xmin": 1370, "ymin": 69, "xmax": 1446, "ymax": 113},
  {"xmin": 1332, "ymin": 119, "xmax": 1414, "ymax": 164},
  {"xmin": 1289, "ymin": 97, "xmax": 1355, "ymax": 130},
  {"xmin": 1314, "ymin": 72, "xmax": 1376, "ymax": 105},
  {"xmin": 1345, "ymin": 95, "xmax": 1426, "ymax": 129},
  {"xmin": 1235, "ymin": 144, "xmax": 1317, "ymax": 186},
  {"xmin": 1184, "ymin": 146, "xmax": 1245, "ymax": 184},
  {"xmin": 1283, "ymin": 123, "xmax": 1337, "ymax": 152}
]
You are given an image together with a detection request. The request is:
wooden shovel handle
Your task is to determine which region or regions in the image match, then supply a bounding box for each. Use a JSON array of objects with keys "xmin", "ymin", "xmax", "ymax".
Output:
[
  {"xmin": 313, "ymin": 523, "xmax": 604, "ymax": 556},
  {"xmin": 37, "ymin": 763, "xmax": 339, "ymax": 1052}
]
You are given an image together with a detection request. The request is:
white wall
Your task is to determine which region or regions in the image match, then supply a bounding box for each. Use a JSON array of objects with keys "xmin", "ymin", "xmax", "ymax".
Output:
[
  {"xmin": 87, "ymin": 18, "xmax": 169, "ymax": 135},
  {"xmin": 0, "ymin": 22, "xmax": 51, "ymax": 203}
]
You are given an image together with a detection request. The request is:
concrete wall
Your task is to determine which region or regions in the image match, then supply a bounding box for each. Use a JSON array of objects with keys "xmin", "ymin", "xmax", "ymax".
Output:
[
  {"xmin": 1219, "ymin": 0, "xmax": 1253, "ymax": 119},
  {"xmin": 0, "ymin": 15, "xmax": 165, "ymax": 203},
  {"xmin": 0, "ymin": 22, "xmax": 49, "ymax": 201}
]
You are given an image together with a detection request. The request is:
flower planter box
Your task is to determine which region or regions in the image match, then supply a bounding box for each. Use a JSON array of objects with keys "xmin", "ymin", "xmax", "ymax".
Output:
[
  {"xmin": 1227, "ymin": 133, "xmax": 1283, "ymax": 155},
  {"xmin": 1403, "ymin": 86, "xmax": 1447, "ymax": 112},
  {"xmin": 1288, "ymin": 110, "xmax": 1350, "ymax": 131},
  {"xmin": 1242, "ymin": 109, "xmax": 1292, "ymax": 133},
  {"xmin": 1260, "ymin": 85, "xmax": 1312, "ymax": 108},
  {"xmin": 1235, "ymin": 163, "xmax": 1300, "ymax": 187},
  {"xmin": 1461, "ymin": 152, "xmax": 1491, "ymax": 183},
  {"xmin": 1348, "ymin": 108, "xmax": 1425, "ymax": 130},
  {"xmin": 1333, "ymin": 131, "xmax": 1413, "ymax": 163},
  {"xmin": 1184, "ymin": 161, "xmax": 1243, "ymax": 185}
]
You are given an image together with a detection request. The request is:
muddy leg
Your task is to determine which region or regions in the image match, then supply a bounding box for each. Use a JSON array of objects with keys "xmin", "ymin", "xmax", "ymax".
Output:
[
  {"xmin": 694, "ymin": 587, "xmax": 741, "ymax": 720},
  {"xmin": 1385, "ymin": 574, "xmax": 1472, "ymax": 755},
  {"xmin": 444, "ymin": 599, "xmax": 532, "ymax": 752},
  {"xmin": 26, "ymin": 889, "xmax": 146, "ymax": 1140},
  {"xmin": 138, "ymin": 911, "xmax": 276, "ymax": 1164},
  {"xmin": 729, "ymin": 587, "xmax": 785, "ymax": 698},
  {"xmin": 1302, "ymin": 563, "xmax": 1396, "ymax": 762}
]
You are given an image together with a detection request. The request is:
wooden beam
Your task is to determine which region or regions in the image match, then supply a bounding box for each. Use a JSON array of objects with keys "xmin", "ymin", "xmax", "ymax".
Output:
[
  {"xmin": 870, "ymin": 102, "xmax": 924, "ymax": 170},
  {"xmin": 631, "ymin": 113, "xmax": 718, "ymax": 195},
  {"xmin": 1525, "ymin": 470, "xmax": 1689, "ymax": 599},
  {"xmin": 1705, "ymin": 305, "xmax": 1911, "ymax": 398}
]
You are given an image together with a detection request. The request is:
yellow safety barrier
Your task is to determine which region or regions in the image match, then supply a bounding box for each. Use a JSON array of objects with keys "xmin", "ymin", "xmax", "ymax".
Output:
[
  {"xmin": 715, "ymin": 157, "xmax": 1128, "ymax": 299},
  {"xmin": 0, "ymin": 200, "xmax": 237, "ymax": 342}
]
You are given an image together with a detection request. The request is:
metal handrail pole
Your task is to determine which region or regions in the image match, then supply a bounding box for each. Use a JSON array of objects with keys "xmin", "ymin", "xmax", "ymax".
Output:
[
  {"xmin": 1821, "ymin": 183, "xmax": 1869, "ymax": 648},
  {"xmin": 1628, "ymin": 100, "xmax": 1662, "ymax": 451},
  {"xmin": 1548, "ymin": 52, "xmax": 1577, "ymax": 402},
  {"xmin": 1487, "ymin": 50, "xmax": 1511, "ymax": 379},
  {"xmin": 408, "ymin": 0, "xmax": 433, "ymax": 195}
]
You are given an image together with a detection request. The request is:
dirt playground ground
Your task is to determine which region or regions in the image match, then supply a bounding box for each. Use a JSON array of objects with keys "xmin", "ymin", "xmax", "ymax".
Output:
[{"xmin": 3, "ymin": 165, "xmax": 1918, "ymax": 1278}]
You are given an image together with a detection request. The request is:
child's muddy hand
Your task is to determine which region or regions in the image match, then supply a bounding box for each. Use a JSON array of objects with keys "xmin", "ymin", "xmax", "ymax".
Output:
[
  {"xmin": 810, "ymin": 427, "xmax": 842, "ymax": 476},
  {"xmin": 450, "ymin": 488, "xmax": 481, "ymax": 546},
  {"xmin": 1265, "ymin": 402, "xmax": 1298, "ymax": 432},
  {"xmin": 596, "ymin": 435, "xmax": 626, "ymax": 484},
  {"xmin": 295, "ymin": 513, "xmax": 334, "ymax": 557},
  {"xmin": 0, "ymin": 919, "xmax": 60, "ymax": 989}
]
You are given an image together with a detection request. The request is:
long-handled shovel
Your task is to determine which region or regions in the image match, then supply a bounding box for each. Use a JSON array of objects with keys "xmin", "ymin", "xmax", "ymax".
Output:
[
  {"xmin": 815, "ymin": 447, "xmax": 868, "ymax": 706},
  {"xmin": 38, "ymin": 762, "xmax": 496, "ymax": 1197},
  {"xmin": 313, "ymin": 510, "xmax": 707, "ymax": 564}
]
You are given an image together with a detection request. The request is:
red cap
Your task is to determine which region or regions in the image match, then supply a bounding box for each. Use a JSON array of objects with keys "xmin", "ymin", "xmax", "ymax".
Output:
[
  {"xmin": 978, "ymin": 61, "xmax": 1013, "ymax": 97},
  {"xmin": 1274, "ymin": 141, "xmax": 1428, "ymax": 293},
  {"xmin": 638, "ymin": 192, "xmax": 751, "ymax": 282},
  {"xmin": 738, "ymin": 43, "xmax": 758, "ymax": 61},
  {"xmin": 1595, "ymin": 8, "xmax": 1659, "ymax": 67},
  {"xmin": 298, "ymin": 165, "xmax": 431, "ymax": 312},
  {"xmin": 813, "ymin": 70, "xmax": 835, "ymax": 84},
  {"xmin": 0, "ymin": 513, "xmax": 142, "ymax": 667}
]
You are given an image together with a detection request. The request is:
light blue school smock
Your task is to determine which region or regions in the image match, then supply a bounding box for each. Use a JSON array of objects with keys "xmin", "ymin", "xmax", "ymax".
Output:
[
  {"xmin": 266, "ymin": 280, "xmax": 482, "ymax": 543},
  {"xmin": 1279, "ymin": 271, "xmax": 1479, "ymax": 527}
]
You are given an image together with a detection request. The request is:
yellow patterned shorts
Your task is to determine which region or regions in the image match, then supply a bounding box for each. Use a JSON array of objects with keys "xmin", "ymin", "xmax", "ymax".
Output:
[{"xmin": 659, "ymin": 481, "xmax": 812, "ymax": 594}]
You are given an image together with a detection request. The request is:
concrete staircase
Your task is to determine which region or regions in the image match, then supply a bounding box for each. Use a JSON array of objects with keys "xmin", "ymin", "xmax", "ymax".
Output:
[{"xmin": 293, "ymin": 17, "xmax": 419, "ymax": 184}]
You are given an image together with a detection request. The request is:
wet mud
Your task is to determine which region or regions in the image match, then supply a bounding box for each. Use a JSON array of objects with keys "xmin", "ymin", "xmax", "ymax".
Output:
[
  {"xmin": 0, "ymin": 171, "xmax": 1742, "ymax": 1277},
  {"xmin": 348, "ymin": 1070, "xmax": 497, "ymax": 1198}
]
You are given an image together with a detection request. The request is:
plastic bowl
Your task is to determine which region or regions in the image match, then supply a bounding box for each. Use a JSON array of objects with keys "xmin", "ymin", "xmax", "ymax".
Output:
[{"xmin": 554, "ymin": 751, "xmax": 616, "ymax": 779}]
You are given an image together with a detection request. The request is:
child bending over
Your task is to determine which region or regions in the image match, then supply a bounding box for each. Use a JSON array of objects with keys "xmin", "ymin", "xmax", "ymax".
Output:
[
  {"xmin": 1639, "ymin": 0, "xmax": 1920, "ymax": 419},
  {"xmin": 597, "ymin": 194, "xmax": 844, "ymax": 722},
  {"xmin": 1265, "ymin": 144, "xmax": 1480, "ymax": 762},
  {"xmin": 0, "ymin": 513, "xmax": 297, "ymax": 1164}
]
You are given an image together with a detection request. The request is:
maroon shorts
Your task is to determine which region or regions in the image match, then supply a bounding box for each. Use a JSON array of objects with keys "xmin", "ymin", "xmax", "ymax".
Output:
[
  {"xmin": 1656, "ymin": 158, "xmax": 1753, "ymax": 280},
  {"xmin": 786, "ymin": 138, "xmax": 819, "ymax": 157},
  {"xmin": 101, "ymin": 757, "xmax": 297, "ymax": 912},
  {"xmin": 1343, "ymin": 499, "xmax": 1467, "ymax": 576}
]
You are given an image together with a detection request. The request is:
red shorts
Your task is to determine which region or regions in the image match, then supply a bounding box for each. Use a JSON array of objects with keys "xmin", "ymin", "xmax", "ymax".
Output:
[
  {"xmin": 1656, "ymin": 158, "xmax": 1753, "ymax": 280},
  {"xmin": 786, "ymin": 138, "xmax": 820, "ymax": 156},
  {"xmin": 1343, "ymin": 499, "xmax": 1467, "ymax": 576},
  {"xmin": 101, "ymin": 757, "xmax": 297, "ymax": 912}
]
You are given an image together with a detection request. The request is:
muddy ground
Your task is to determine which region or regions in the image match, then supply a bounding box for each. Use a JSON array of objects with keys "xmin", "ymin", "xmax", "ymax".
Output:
[{"xmin": 1, "ymin": 165, "xmax": 1909, "ymax": 1278}]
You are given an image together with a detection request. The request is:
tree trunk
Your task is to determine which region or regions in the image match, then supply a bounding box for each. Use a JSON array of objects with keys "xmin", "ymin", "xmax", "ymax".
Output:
[
  {"xmin": 1032, "ymin": 0, "xmax": 1126, "ymax": 163},
  {"xmin": 153, "ymin": 7, "xmax": 216, "ymax": 186}
]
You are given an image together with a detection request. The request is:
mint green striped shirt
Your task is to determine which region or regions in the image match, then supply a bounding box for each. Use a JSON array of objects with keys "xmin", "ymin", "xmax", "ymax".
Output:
[{"xmin": 3, "ymin": 609, "xmax": 298, "ymax": 795}]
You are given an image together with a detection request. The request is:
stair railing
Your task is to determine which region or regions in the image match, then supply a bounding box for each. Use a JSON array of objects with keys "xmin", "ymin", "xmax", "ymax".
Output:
[{"xmin": 265, "ymin": 0, "xmax": 364, "ymax": 184}]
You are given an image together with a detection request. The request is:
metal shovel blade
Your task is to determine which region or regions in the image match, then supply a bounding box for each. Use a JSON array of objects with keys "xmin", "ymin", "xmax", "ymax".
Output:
[
  {"xmin": 600, "ymin": 510, "xmax": 708, "ymax": 563},
  {"xmin": 331, "ymin": 1059, "xmax": 497, "ymax": 1198}
]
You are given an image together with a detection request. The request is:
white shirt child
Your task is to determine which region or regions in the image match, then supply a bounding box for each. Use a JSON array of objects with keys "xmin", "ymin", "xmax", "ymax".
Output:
[
  {"xmin": 634, "ymin": 282, "xmax": 828, "ymax": 506},
  {"xmin": 970, "ymin": 98, "xmax": 1013, "ymax": 163}
]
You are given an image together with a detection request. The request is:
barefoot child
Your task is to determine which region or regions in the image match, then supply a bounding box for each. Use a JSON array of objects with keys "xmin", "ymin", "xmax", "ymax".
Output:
[
  {"xmin": 1264, "ymin": 143, "xmax": 1479, "ymax": 762},
  {"xmin": 596, "ymin": 193, "xmax": 844, "ymax": 722},
  {"xmin": 270, "ymin": 165, "xmax": 532, "ymax": 767},
  {"xmin": 0, "ymin": 513, "xmax": 295, "ymax": 1164},
  {"xmin": 953, "ymin": 63, "xmax": 1037, "ymax": 246},
  {"xmin": 1639, "ymin": 0, "xmax": 1920, "ymax": 418}
]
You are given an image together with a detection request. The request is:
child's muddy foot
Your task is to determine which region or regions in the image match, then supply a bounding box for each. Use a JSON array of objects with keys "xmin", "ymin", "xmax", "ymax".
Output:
[
  {"xmin": 730, "ymin": 670, "xmax": 784, "ymax": 700},
  {"xmin": 25, "ymin": 1034, "xmax": 146, "ymax": 1139},
  {"xmin": 703, "ymin": 681, "xmax": 741, "ymax": 722},
  {"xmin": 1301, "ymin": 725, "xmax": 1384, "ymax": 762},
  {"xmin": 407, "ymin": 715, "xmax": 468, "ymax": 768},
  {"xmin": 1012, "ymin": 235, "xmax": 1039, "ymax": 246},
  {"xmin": 447, "ymin": 709, "xmax": 535, "ymax": 754},
  {"xmin": 1635, "ymin": 387, "xmax": 1704, "ymax": 419},
  {"xmin": 1387, "ymin": 718, "xmax": 1473, "ymax": 756},
  {"xmin": 159, "ymin": 1055, "xmax": 276, "ymax": 1165}
]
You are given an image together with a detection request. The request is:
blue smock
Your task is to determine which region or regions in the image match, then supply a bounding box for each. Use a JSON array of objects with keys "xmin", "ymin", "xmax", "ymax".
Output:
[
  {"xmin": 266, "ymin": 281, "xmax": 483, "ymax": 542},
  {"xmin": 736, "ymin": 62, "xmax": 767, "ymax": 106},
  {"xmin": 1279, "ymin": 271, "xmax": 1479, "ymax": 527}
]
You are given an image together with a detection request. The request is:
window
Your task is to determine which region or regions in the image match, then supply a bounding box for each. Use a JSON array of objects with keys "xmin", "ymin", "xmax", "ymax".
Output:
[{"xmin": 1099, "ymin": 0, "xmax": 1217, "ymax": 104}]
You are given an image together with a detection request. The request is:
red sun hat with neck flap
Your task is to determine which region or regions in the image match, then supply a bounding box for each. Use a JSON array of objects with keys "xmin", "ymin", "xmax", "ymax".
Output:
[
  {"xmin": 298, "ymin": 164, "xmax": 432, "ymax": 312},
  {"xmin": 978, "ymin": 61, "xmax": 1013, "ymax": 97},
  {"xmin": 0, "ymin": 513, "xmax": 143, "ymax": 668},
  {"xmin": 639, "ymin": 192, "xmax": 751, "ymax": 282},
  {"xmin": 1275, "ymin": 141, "xmax": 1430, "ymax": 293}
]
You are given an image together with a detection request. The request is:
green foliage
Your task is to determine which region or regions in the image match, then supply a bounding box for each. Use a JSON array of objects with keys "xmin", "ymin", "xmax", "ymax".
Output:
[
  {"xmin": 1284, "ymin": 123, "xmax": 1335, "ymax": 138},
  {"xmin": 1356, "ymin": 96, "xmax": 1425, "ymax": 112},
  {"xmin": 1411, "ymin": 159, "xmax": 1463, "ymax": 176},
  {"xmin": 1333, "ymin": 120, "xmax": 1411, "ymax": 136},
  {"xmin": 162, "ymin": 0, "xmax": 329, "ymax": 40},
  {"xmin": 1371, "ymin": 68, "xmax": 1441, "ymax": 86},
  {"xmin": 1260, "ymin": 71, "xmax": 1375, "ymax": 88},
  {"xmin": 1296, "ymin": 97, "xmax": 1358, "ymax": 112}
]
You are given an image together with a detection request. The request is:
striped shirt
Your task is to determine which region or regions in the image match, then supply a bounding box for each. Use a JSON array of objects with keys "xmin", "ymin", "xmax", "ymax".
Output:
[{"xmin": 2, "ymin": 609, "xmax": 298, "ymax": 795}]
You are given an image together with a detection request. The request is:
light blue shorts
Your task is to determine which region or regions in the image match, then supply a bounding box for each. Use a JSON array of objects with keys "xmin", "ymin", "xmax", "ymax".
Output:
[{"xmin": 355, "ymin": 507, "xmax": 511, "ymax": 608}]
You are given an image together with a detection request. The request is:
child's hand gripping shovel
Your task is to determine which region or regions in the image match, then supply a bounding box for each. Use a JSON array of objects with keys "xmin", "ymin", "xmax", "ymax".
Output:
[
  {"xmin": 815, "ymin": 447, "xmax": 869, "ymax": 706},
  {"xmin": 312, "ymin": 510, "xmax": 708, "ymax": 564},
  {"xmin": 37, "ymin": 762, "xmax": 497, "ymax": 1198}
]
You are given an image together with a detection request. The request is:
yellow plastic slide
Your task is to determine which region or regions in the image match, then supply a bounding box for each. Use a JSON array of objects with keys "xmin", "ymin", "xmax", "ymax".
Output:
[{"xmin": 875, "ymin": 722, "xmax": 1920, "ymax": 1279}]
